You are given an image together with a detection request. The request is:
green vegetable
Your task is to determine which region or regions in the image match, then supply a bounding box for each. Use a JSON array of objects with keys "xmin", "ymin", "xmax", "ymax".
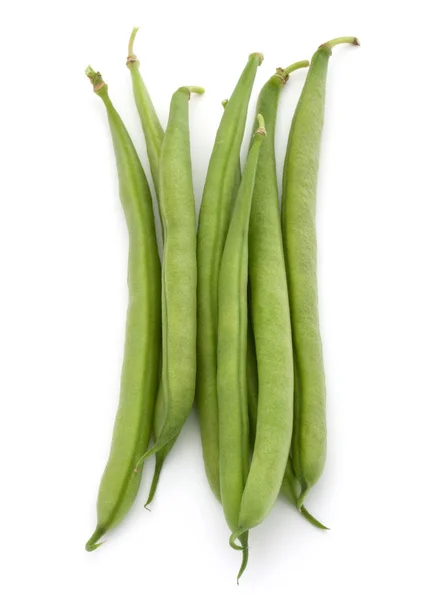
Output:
[
  {"xmin": 84, "ymin": 67, "xmax": 161, "ymax": 551},
  {"xmin": 218, "ymin": 115, "xmax": 266, "ymax": 581},
  {"xmin": 136, "ymin": 85, "xmax": 203, "ymax": 467},
  {"xmin": 282, "ymin": 36, "xmax": 359, "ymax": 509},
  {"xmin": 196, "ymin": 52, "xmax": 263, "ymax": 501}
]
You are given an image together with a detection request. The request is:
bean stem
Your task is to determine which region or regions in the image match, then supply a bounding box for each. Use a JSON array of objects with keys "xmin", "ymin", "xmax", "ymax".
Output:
[
  {"xmin": 186, "ymin": 86, "xmax": 205, "ymax": 95},
  {"xmin": 319, "ymin": 36, "xmax": 360, "ymax": 50},
  {"xmin": 128, "ymin": 26, "xmax": 139, "ymax": 58},
  {"xmin": 300, "ymin": 505, "xmax": 329, "ymax": 530},
  {"xmin": 283, "ymin": 60, "xmax": 310, "ymax": 76},
  {"xmin": 255, "ymin": 112, "xmax": 266, "ymax": 134}
]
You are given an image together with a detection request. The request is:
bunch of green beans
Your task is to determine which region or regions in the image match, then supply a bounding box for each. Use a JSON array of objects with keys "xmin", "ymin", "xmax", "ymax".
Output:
[{"xmin": 85, "ymin": 29, "xmax": 359, "ymax": 580}]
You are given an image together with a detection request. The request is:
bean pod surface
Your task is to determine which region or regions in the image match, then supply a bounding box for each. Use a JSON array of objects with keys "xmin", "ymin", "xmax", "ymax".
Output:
[
  {"xmin": 197, "ymin": 53, "xmax": 263, "ymax": 500},
  {"xmin": 238, "ymin": 62, "xmax": 308, "ymax": 537},
  {"xmin": 282, "ymin": 37, "xmax": 359, "ymax": 508},
  {"xmin": 85, "ymin": 67, "xmax": 161, "ymax": 551},
  {"xmin": 137, "ymin": 85, "xmax": 203, "ymax": 467},
  {"xmin": 218, "ymin": 115, "xmax": 266, "ymax": 580}
]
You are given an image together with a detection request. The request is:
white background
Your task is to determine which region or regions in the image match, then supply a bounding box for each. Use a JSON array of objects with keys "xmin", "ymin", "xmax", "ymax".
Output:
[{"xmin": 1, "ymin": 0, "xmax": 444, "ymax": 598}]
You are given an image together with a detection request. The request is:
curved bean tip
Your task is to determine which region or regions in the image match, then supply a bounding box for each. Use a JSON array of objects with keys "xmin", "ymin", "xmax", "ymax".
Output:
[
  {"xmin": 297, "ymin": 484, "xmax": 308, "ymax": 509},
  {"xmin": 85, "ymin": 540, "xmax": 104, "ymax": 552},
  {"xmin": 85, "ymin": 527, "xmax": 105, "ymax": 552},
  {"xmin": 229, "ymin": 530, "xmax": 247, "ymax": 551},
  {"xmin": 236, "ymin": 546, "xmax": 249, "ymax": 583},
  {"xmin": 300, "ymin": 505, "xmax": 330, "ymax": 530}
]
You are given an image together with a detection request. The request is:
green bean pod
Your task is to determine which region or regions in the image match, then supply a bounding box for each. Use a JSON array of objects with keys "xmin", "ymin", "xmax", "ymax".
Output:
[
  {"xmin": 218, "ymin": 115, "xmax": 266, "ymax": 581},
  {"xmin": 235, "ymin": 62, "xmax": 308, "ymax": 538},
  {"xmin": 84, "ymin": 67, "xmax": 161, "ymax": 551},
  {"xmin": 282, "ymin": 37, "xmax": 359, "ymax": 508},
  {"xmin": 126, "ymin": 27, "xmax": 164, "ymax": 198},
  {"xmin": 126, "ymin": 28, "xmax": 175, "ymax": 502},
  {"xmin": 136, "ymin": 86, "xmax": 203, "ymax": 467},
  {"xmin": 197, "ymin": 53, "xmax": 263, "ymax": 500},
  {"xmin": 247, "ymin": 311, "xmax": 328, "ymax": 530}
]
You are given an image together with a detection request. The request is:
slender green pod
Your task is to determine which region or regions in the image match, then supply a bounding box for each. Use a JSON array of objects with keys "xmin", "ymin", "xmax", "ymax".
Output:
[
  {"xmin": 136, "ymin": 86, "xmax": 203, "ymax": 468},
  {"xmin": 282, "ymin": 37, "xmax": 359, "ymax": 508},
  {"xmin": 223, "ymin": 90, "xmax": 320, "ymax": 532},
  {"xmin": 197, "ymin": 53, "xmax": 263, "ymax": 500},
  {"xmin": 126, "ymin": 27, "xmax": 164, "ymax": 198},
  {"xmin": 246, "ymin": 325, "xmax": 327, "ymax": 529},
  {"xmin": 236, "ymin": 62, "xmax": 308, "ymax": 539},
  {"xmin": 126, "ymin": 34, "xmax": 176, "ymax": 501},
  {"xmin": 84, "ymin": 67, "xmax": 161, "ymax": 551},
  {"xmin": 218, "ymin": 115, "xmax": 266, "ymax": 581},
  {"xmin": 144, "ymin": 387, "xmax": 177, "ymax": 506}
]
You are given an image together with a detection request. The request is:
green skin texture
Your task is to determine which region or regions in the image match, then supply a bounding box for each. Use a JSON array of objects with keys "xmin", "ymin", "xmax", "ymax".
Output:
[
  {"xmin": 217, "ymin": 123, "xmax": 265, "ymax": 580},
  {"xmin": 197, "ymin": 53, "xmax": 263, "ymax": 501},
  {"xmin": 125, "ymin": 30, "xmax": 178, "ymax": 503},
  {"xmin": 245, "ymin": 64, "xmax": 328, "ymax": 531},
  {"xmin": 247, "ymin": 306, "xmax": 327, "ymax": 530},
  {"xmin": 282, "ymin": 38, "xmax": 358, "ymax": 507},
  {"xmin": 84, "ymin": 70, "xmax": 161, "ymax": 551},
  {"xmin": 137, "ymin": 87, "xmax": 201, "ymax": 466},
  {"xmin": 127, "ymin": 28, "xmax": 164, "ymax": 199},
  {"xmin": 237, "ymin": 69, "xmax": 296, "ymax": 536}
]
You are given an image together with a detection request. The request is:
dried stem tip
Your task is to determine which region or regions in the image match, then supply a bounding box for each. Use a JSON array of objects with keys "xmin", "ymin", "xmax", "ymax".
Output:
[{"xmin": 85, "ymin": 66, "xmax": 106, "ymax": 92}]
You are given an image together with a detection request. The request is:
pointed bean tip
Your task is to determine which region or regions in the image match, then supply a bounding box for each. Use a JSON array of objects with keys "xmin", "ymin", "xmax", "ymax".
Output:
[{"xmin": 85, "ymin": 527, "xmax": 105, "ymax": 552}]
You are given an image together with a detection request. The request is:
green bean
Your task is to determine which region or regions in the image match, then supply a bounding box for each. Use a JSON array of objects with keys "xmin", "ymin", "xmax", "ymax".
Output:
[
  {"xmin": 126, "ymin": 27, "xmax": 164, "ymax": 198},
  {"xmin": 247, "ymin": 320, "xmax": 328, "ymax": 529},
  {"xmin": 136, "ymin": 85, "xmax": 203, "ymax": 468},
  {"xmin": 231, "ymin": 62, "xmax": 309, "ymax": 545},
  {"xmin": 197, "ymin": 53, "xmax": 263, "ymax": 500},
  {"xmin": 126, "ymin": 28, "xmax": 176, "ymax": 503},
  {"xmin": 84, "ymin": 67, "xmax": 161, "ymax": 551},
  {"xmin": 282, "ymin": 37, "xmax": 359, "ymax": 508},
  {"xmin": 246, "ymin": 60, "xmax": 327, "ymax": 531},
  {"xmin": 218, "ymin": 115, "xmax": 266, "ymax": 581}
]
